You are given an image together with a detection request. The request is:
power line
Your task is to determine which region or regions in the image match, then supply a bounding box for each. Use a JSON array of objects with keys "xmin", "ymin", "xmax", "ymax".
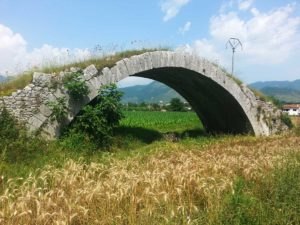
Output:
[{"xmin": 226, "ymin": 38, "xmax": 243, "ymax": 76}]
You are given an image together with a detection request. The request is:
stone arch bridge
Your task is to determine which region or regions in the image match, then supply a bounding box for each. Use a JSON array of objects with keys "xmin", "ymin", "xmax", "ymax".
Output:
[{"xmin": 0, "ymin": 51, "xmax": 287, "ymax": 138}]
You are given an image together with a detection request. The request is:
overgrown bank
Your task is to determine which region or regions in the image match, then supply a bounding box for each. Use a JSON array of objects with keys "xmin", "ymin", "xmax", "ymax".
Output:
[
  {"xmin": 1, "ymin": 106, "xmax": 300, "ymax": 224},
  {"xmin": 0, "ymin": 134, "xmax": 299, "ymax": 224}
]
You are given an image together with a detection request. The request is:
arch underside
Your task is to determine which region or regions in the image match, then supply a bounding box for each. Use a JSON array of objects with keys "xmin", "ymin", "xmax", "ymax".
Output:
[{"xmin": 131, "ymin": 67, "xmax": 254, "ymax": 134}]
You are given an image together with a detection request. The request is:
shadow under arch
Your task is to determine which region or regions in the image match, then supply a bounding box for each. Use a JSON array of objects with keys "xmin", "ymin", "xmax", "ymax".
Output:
[{"xmin": 129, "ymin": 67, "xmax": 254, "ymax": 135}]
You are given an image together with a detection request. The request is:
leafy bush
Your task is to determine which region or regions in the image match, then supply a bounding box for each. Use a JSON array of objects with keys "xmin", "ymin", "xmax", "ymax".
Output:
[
  {"xmin": 280, "ymin": 113, "xmax": 293, "ymax": 129},
  {"xmin": 0, "ymin": 108, "xmax": 45, "ymax": 164},
  {"xmin": 0, "ymin": 108, "xmax": 19, "ymax": 142},
  {"xmin": 46, "ymin": 97, "xmax": 68, "ymax": 122},
  {"xmin": 63, "ymin": 71, "xmax": 90, "ymax": 100},
  {"xmin": 59, "ymin": 129, "xmax": 97, "ymax": 152},
  {"xmin": 69, "ymin": 84, "xmax": 123, "ymax": 147}
]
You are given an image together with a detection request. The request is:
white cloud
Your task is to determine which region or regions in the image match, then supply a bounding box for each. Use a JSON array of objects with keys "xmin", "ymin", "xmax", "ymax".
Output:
[
  {"xmin": 160, "ymin": 0, "xmax": 190, "ymax": 22},
  {"xmin": 0, "ymin": 24, "xmax": 27, "ymax": 75},
  {"xmin": 20, "ymin": 45, "xmax": 92, "ymax": 70},
  {"xmin": 212, "ymin": 4, "xmax": 300, "ymax": 64},
  {"xmin": 0, "ymin": 24, "xmax": 96, "ymax": 76},
  {"xmin": 118, "ymin": 77, "xmax": 153, "ymax": 88},
  {"xmin": 177, "ymin": 39, "xmax": 223, "ymax": 63},
  {"xmin": 182, "ymin": 3, "xmax": 300, "ymax": 67},
  {"xmin": 178, "ymin": 21, "xmax": 191, "ymax": 35},
  {"xmin": 238, "ymin": 0, "xmax": 254, "ymax": 11}
]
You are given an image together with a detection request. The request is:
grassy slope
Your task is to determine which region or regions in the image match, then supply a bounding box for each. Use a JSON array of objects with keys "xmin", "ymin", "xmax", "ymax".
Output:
[
  {"xmin": 260, "ymin": 87, "xmax": 300, "ymax": 103},
  {"xmin": 0, "ymin": 134, "xmax": 299, "ymax": 224},
  {"xmin": 0, "ymin": 111, "xmax": 300, "ymax": 224},
  {"xmin": 0, "ymin": 111, "xmax": 203, "ymax": 179},
  {"xmin": 250, "ymin": 79, "xmax": 300, "ymax": 103}
]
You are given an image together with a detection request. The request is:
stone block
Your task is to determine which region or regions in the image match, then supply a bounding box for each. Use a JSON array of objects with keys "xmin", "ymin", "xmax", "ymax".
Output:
[
  {"xmin": 128, "ymin": 56, "xmax": 142, "ymax": 75},
  {"xmin": 151, "ymin": 52, "xmax": 161, "ymax": 68},
  {"xmin": 109, "ymin": 67, "xmax": 119, "ymax": 83},
  {"xmin": 39, "ymin": 104, "xmax": 52, "ymax": 117},
  {"xmin": 101, "ymin": 67, "xmax": 113, "ymax": 83},
  {"xmin": 33, "ymin": 72, "xmax": 52, "ymax": 87},
  {"xmin": 123, "ymin": 58, "xmax": 135, "ymax": 75},
  {"xmin": 83, "ymin": 64, "xmax": 98, "ymax": 80},
  {"xmin": 116, "ymin": 60, "xmax": 129, "ymax": 79},
  {"xmin": 28, "ymin": 116, "xmax": 44, "ymax": 131},
  {"xmin": 142, "ymin": 52, "xmax": 153, "ymax": 71}
]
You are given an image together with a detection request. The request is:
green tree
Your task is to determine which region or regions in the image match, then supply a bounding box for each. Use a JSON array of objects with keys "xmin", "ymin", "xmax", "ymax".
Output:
[
  {"xmin": 151, "ymin": 103, "xmax": 160, "ymax": 111},
  {"xmin": 168, "ymin": 98, "xmax": 185, "ymax": 112},
  {"xmin": 71, "ymin": 84, "xmax": 124, "ymax": 147}
]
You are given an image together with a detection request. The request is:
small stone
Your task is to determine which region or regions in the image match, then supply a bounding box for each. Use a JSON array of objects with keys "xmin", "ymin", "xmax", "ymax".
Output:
[{"xmin": 70, "ymin": 67, "xmax": 80, "ymax": 73}]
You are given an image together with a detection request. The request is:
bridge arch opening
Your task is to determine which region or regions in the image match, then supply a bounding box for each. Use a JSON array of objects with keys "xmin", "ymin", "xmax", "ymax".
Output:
[
  {"xmin": 117, "ymin": 77, "xmax": 204, "ymax": 136},
  {"xmin": 118, "ymin": 67, "xmax": 254, "ymax": 134}
]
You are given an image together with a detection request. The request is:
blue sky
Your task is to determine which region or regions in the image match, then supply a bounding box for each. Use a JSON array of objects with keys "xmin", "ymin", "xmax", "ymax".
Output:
[{"xmin": 0, "ymin": 0, "xmax": 299, "ymax": 86}]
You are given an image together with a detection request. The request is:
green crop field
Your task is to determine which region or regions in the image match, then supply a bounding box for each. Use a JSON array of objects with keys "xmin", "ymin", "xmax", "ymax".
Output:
[{"xmin": 120, "ymin": 111, "xmax": 203, "ymax": 133}]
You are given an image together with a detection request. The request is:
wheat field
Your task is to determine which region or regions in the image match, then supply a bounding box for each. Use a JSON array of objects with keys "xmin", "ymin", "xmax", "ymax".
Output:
[{"xmin": 0, "ymin": 134, "xmax": 299, "ymax": 225}]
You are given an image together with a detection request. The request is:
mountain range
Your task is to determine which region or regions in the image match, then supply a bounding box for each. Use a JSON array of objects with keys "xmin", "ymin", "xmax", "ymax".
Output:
[
  {"xmin": 119, "ymin": 79, "xmax": 300, "ymax": 103},
  {"xmin": 119, "ymin": 81, "xmax": 185, "ymax": 103},
  {"xmin": 0, "ymin": 75, "xmax": 6, "ymax": 82},
  {"xmin": 250, "ymin": 80, "xmax": 300, "ymax": 103}
]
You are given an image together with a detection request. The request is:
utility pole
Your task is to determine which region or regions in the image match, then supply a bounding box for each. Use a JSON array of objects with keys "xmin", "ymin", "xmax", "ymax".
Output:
[{"xmin": 226, "ymin": 38, "xmax": 243, "ymax": 75}]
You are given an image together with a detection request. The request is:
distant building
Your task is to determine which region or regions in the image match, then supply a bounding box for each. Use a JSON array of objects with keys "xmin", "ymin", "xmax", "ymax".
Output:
[{"xmin": 282, "ymin": 104, "xmax": 300, "ymax": 116}]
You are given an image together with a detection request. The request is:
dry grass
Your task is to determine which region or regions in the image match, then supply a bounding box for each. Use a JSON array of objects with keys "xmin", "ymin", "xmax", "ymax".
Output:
[
  {"xmin": 291, "ymin": 116, "xmax": 300, "ymax": 135},
  {"xmin": 0, "ymin": 135, "xmax": 299, "ymax": 224},
  {"xmin": 291, "ymin": 116, "xmax": 300, "ymax": 127},
  {"xmin": 0, "ymin": 48, "xmax": 167, "ymax": 97},
  {"xmin": 0, "ymin": 72, "xmax": 33, "ymax": 97}
]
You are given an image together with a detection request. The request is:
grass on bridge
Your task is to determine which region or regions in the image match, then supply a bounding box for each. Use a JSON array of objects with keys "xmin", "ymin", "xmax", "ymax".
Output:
[{"xmin": 0, "ymin": 48, "xmax": 166, "ymax": 97}]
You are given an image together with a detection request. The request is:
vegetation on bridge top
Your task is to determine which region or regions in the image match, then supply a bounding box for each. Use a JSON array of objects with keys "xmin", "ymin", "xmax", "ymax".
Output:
[
  {"xmin": 1, "ymin": 47, "xmax": 251, "ymax": 98},
  {"xmin": 0, "ymin": 48, "xmax": 167, "ymax": 97}
]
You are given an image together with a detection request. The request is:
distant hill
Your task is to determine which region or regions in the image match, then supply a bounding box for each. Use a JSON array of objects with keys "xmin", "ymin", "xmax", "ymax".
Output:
[
  {"xmin": 120, "ymin": 79, "xmax": 300, "ymax": 104},
  {"xmin": 250, "ymin": 79, "xmax": 300, "ymax": 103},
  {"xmin": 250, "ymin": 79, "xmax": 300, "ymax": 91},
  {"xmin": 0, "ymin": 75, "xmax": 6, "ymax": 82},
  {"xmin": 119, "ymin": 81, "xmax": 185, "ymax": 103}
]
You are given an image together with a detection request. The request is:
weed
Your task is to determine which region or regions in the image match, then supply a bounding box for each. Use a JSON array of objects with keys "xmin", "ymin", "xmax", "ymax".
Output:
[
  {"xmin": 216, "ymin": 152, "xmax": 300, "ymax": 225},
  {"xmin": 46, "ymin": 97, "xmax": 68, "ymax": 122},
  {"xmin": 63, "ymin": 71, "xmax": 90, "ymax": 100},
  {"xmin": 280, "ymin": 113, "xmax": 293, "ymax": 129},
  {"xmin": 0, "ymin": 72, "xmax": 33, "ymax": 96},
  {"xmin": 0, "ymin": 48, "xmax": 167, "ymax": 97},
  {"xmin": 0, "ymin": 135, "xmax": 299, "ymax": 224}
]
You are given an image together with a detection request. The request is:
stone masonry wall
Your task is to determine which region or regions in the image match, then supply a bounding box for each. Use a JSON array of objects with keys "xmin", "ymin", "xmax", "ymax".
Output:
[{"xmin": 0, "ymin": 51, "xmax": 288, "ymax": 138}]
